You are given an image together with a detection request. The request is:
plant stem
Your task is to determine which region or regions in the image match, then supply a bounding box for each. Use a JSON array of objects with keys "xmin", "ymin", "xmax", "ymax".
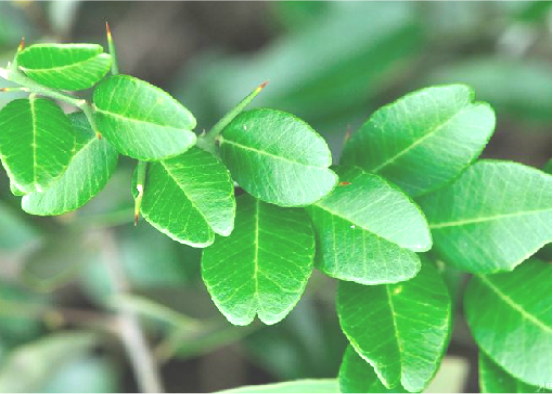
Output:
[
  {"xmin": 197, "ymin": 81, "xmax": 268, "ymax": 153},
  {"xmin": 101, "ymin": 229, "xmax": 165, "ymax": 393}
]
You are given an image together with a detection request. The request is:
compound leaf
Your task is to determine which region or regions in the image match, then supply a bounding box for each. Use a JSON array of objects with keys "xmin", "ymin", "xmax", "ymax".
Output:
[
  {"xmin": 220, "ymin": 379, "xmax": 339, "ymax": 393},
  {"xmin": 342, "ymin": 85, "xmax": 495, "ymax": 196},
  {"xmin": 306, "ymin": 166, "xmax": 430, "ymax": 285},
  {"xmin": 219, "ymin": 108, "xmax": 337, "ymax": 207},
  {"xmin": 93, "ymin": 75, "xmax": 196, "ymax": 161},
  {"xmin": 137, "ymin": 146, "xmax": 235, "ymax": 247},
  {"xmin": 0, "ymin": 97, "xmax": 76, "ymax": 194},
  {"xmin": 418, "ymin": 160, "xmax": 552, "ymax": 273},
  {"xmin": 337, "ymin": 259, "xmax": 451, "ymax": 393},
  {"xmin": 465, "ymin": 259, "xmax": 552, "ymax": 388},
  {"xmin": 17, "ymin": 44, "xmax": 112, "ymax": 91},
  {"xmin": 22, "ymin": 113, "xmax": 118, "ymax": 215},
  {"xmin": 339, "ymin": 346, "xmax": 406, "ymax": 393},
  {"xmin": 479, "ymin": 352, "xmax": 551, "ymax": 393},
  {"xmin": 202, "ymin": 194, "xmax": 315, "ymax": 325}
]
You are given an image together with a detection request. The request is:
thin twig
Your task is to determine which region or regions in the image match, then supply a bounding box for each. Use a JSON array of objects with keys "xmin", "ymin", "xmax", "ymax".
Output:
[{"xmin": 101, "ymin": 229, "xmax": 165, "ymax": 393}]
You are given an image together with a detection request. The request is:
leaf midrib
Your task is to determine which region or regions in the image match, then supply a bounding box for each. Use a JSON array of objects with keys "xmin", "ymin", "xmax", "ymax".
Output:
[
  {"xmin": 370, "ymin": 104, "xmax": 474, "ymax": 173},
  {"xmin": 477, "ymin": 275, "xmax": 552, "ymax": 333},
  {"xmin": 312, "ymin": 203, "xmax": 417, "ymax": 250},
  {"xmin": 29, "ymin": 96, "xmax": 39, "ymax": 191},
  {"xmin": 220, "ymin": 137, "xmax": 325, "ymax": 169},
  {"xmin": 20, "ymin": 53, "xmax": 107, "ymax": 74},
  {"xmin": 429, "ymin": 208, "xmax": 551, "ymax": 229},
  {"xmin": 94, "ymin": 105, "xmax": 191, "ymax": 130}
]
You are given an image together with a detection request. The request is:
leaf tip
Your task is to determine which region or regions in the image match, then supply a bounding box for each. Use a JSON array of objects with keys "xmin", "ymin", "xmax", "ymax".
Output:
[
  {"xmin": 255, "ymin": 80, "xmax": 268, "ymax": 93},
  {"xmin": 105, "ymin": 21, "xmax": 113, "ymax": 41},
  {"xmin": 18, "ymin": 36, "xmax": 25, "ymax": 52}
]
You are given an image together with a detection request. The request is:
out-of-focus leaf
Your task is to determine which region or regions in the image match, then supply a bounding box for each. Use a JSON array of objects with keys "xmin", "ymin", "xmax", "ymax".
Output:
[
  {"xmin": 0, "ymin": 281, "xmax": 46, "ymax": 345},
  {"xmin": 428, "ymin": 58, "xmax": 552, "ymax": 123},
  {"xmin": 0, "ymin": 201, "xmax": 38, "ymax": 250},
  {"xmin": 0, "ymin": 332, "xmax": 97, "ymax": 392},
  {"xmin": 80, "ymin": 224, "xmax": 196, "ymax": 304},
  {"xmin": 269, "ymin": 2, "xmax": 330, "ymax": 31},
  {"xmin": 220, "ymin": 379, "xmax": 339, "ymax": 393},
  {"xmin": 177, "ymin": 2, "xmax": 423, "ymax": 131},
  {"xmin": 22, "ymin": 232, "xmax": 94, "ymax": 292}
]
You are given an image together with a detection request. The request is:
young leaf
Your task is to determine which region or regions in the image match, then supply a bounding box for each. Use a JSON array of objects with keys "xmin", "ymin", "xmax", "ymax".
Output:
[
  {"xmin": 479, "ymin": 352, "xmax": 551, "ymax": 393},
  {"xmin": 219, "ymin": 109, "xmax": 337, "ymax": 206},
  {"xmin": 0, "ymin": 97, "xmax": 76, "ymax": 193},
  {"xmin": 339, "ymin": 346, "xmax": 406, "ymax": 393},
  {"xmin": 136, "ymin": 146, "xmax": 235, "ymax": 247},
  {"xmin": 219, "ymin": 379, "xmax": 339, "ymax": 393},
  {"xmin": 337, "ymin": 259, "xmax": 451, "ymax": 393},
  {"xmin": 305, "ymin": 166, "xmax": 431, "ymax": 285},
  {"xmin": 202, "ymin": 194, "xmax": 315, "ymax": 325},
  {"xmin": 22, "ymin": 113, "xmax": 118, "ymax": 216},
  {"xmin": 341, "ymin": 85, "xmax": 495, "ymax": 196},
  {"xmin": 418, "ymin": 160, "xmax": 552, "ymax": 273},
  {"xmin": 93, "ymin": 74, "xmax": 197, "ymax": 161},
  {"xmin": 17, "ymin": 44, "xmax": 112, "ymax": 91},
  {"xmin": 464, "ymin": 259, "xmax": 552, "ymax": 388}
]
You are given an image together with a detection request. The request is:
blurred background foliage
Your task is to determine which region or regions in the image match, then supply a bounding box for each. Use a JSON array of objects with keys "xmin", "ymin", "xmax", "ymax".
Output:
[{"xmin": 0, "ymin": 1, "xmax": 551, "ymax": 393}]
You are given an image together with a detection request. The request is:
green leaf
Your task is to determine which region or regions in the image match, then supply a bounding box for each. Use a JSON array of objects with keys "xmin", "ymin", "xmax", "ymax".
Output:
[
  {"xmin": 418, "ymin": 160, "xmax": 552, "ymax": 273},
  {"xmin": 220, "ymin": 379, "xmax": 339, "ymax": 393},
  {"xmin": 93, "ymin": 74, "xmax": 196, "ymax": 161},
  {"xmin": 337, "ymin": 259, "xmax": 451, "ymax": 393},
  {"xmin": 202, "ymin": 194, "xmax": 315, "ymax": 325},
  {"xmin": 0, "ymin": 332, "xmax": 97, "ymax": 393},
  {"xmin": 464, "ymin": 259, "xmax": 552, "ymax": 388},
  {"xmin": 136, "ymin": 146, "xmax": 235, "ymax": 247},
  {"xmin": 17, "ymin": 44, "xmax": 112, "ymax": 91},
  {"xmin": 21, "ymin": 113, "xmax": 118, "ymax": 216},
  {"xmin": 479, "ymin": 352, "xmax": 551, "ymax": 393},
  {"xmin": 342, "ymin": 85, "xmax": 495, "ymax": 197},
  {"xmin": 305, "ymin": 166, "xmax": 430, "ymax": 285},
  {"xmin": 339, "ymin": 345, "xmax": 407, "ymax": 393},
  {"xmin": 0, "ymin": 97, "xmax": 76, "ymax": 193},
  {"xmin": 219, "ymin": 109, "xmax": 337, "ymax": 207}
]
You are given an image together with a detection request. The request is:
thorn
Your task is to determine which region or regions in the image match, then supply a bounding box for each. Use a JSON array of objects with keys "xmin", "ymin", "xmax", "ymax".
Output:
[
  {"xmin": 96, "ymin": 131, "xmax": 102, "ymax": 139},
  {"xmin": 18, "ymin": 37, "xmax": 25, "ymax": 52},
  {"xmin": 0, "ymin": 87, "xmax": 8, "ymax": 92},
  {"xmin": 255, "ymin": 80, "xmax": 268, "ymax": 93},
  {"xmin": 0, "ymin": 87, "xmax": 29, "ymax": 92},
  {"xmin": 339, "ymin": 181, "xmax": 351, "ymax": 186},
  {"xmin": 134, "ymin": 211, "xmax": 139, "ymax": 227},
  {"xmin": 105, "ymin": 21, "xmax": 113, "ymax": 41}
]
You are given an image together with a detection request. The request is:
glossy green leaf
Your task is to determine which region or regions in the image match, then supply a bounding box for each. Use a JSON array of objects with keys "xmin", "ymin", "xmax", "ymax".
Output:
[
  {"xmin": 220, "ymin": 379, "xmax": 339, "ymax": 393},
  {"xmin": 418, "ymin": 160, "xmax": 552, "ymax": 273},
  {"xmin": 337, "ymin": 259, "xmax": 451, "ymax": 392},
  {"xmin": 17, "ymin": 44, "xmax": 111, "ymax": 91},
  {"xmin": 0, "ymin": 97, "xmax": 76, "ymax": 193},
  {"xmin": 93, "ymin": 74, "xmax": 196, "ymax": 161},
  {"xmin": 22, "ymin": 113, "xmax": 118, "ymax": 216},
  {"xmin": 342, "ymin": 85, "xmax": 495, "ymax": 196},
  {"xmin": 202, "ymin": 194, "xmax": 315, "ymax": 325},
  {"xmin": 305, "ymin": 166, "xmax": 430, "ymax": 285},
  {"xmin": 465, "ymin": 259, "xmax": 552, "ymax": 388},
  {"xmin": 137, "ymin": 146, "xmax": 235, "ymax": 247},
  {"xmin": 479, "ymin": 352, "xmax": 551, "ymax": 393},
  {"xmin": 339, "ymin": 346, "xmax": 406, "ymax": 393},
  {"xmin": 219, "ymin": 109, "xmax": 337, "ymax": 207},
  {"xmin": 0, "ymin": 332, "xmax": 97, "ymax": 393}
]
